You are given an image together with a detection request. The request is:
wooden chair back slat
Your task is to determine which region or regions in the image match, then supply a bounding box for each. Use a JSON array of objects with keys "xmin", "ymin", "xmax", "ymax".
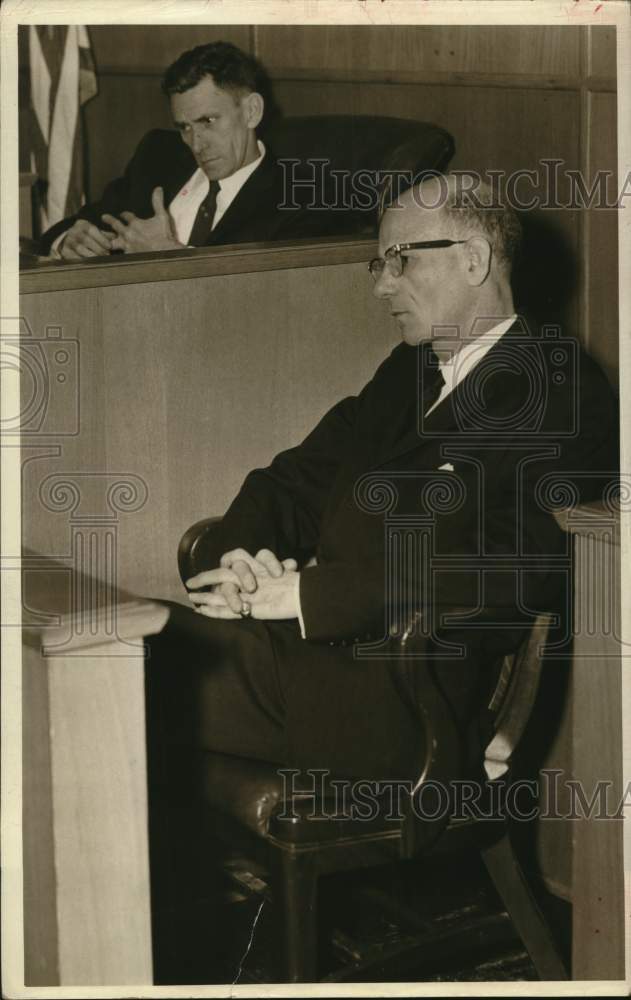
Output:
[{"xmin": 484, "ymin": 614, "xmax": 554, "ymax": 780}]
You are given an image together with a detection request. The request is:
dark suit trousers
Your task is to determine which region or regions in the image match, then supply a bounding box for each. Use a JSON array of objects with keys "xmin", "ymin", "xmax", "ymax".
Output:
[{"xmin": 146, "ymin": 604, "xmax": 432, "ymax": 784}]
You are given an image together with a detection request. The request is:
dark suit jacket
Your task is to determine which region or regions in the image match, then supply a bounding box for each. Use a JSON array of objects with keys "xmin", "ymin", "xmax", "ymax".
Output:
[
  {"xmin": 194, "ymin": 317, "xmax": 618, "ymax": 647},
  {"xmin": 39, "ymin": 129, "xmax": 335, "ymax": 255},
  {"xmin": 179, "ymin": 316, "xmax": 617, "ymax": 784}
]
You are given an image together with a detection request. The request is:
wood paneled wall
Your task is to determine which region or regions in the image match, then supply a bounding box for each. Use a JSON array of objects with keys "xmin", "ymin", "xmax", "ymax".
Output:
[
  {"xmin": 256, "ymin": 24, "xmax": 582, "ymax": 78},
  {"xmin": 19, "ymin": 25, "xmax": 618, "ymax": 383},
  {"xmin": 20, "ymin": 247, "xmax": 396, "ymax": 601}
]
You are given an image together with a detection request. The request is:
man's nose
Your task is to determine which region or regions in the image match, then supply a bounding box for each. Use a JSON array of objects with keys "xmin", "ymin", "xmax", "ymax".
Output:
[
  {"xmin": 372, "ymin": 267, "xmax": 396, "ymax": 300},
  {"xmin": 189, "ymin": 127, "xmax": 205, "ymax": 154}
]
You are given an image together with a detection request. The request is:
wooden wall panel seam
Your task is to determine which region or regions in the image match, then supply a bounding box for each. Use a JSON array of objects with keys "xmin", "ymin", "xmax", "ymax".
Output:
[
  {"xmin": 88, "ymin": 65, "xmax": 617, "ymax": 94},
  {"xmin": 271, "ymin": 70, "xmax": 617, "ymax": 95},
  {"xmin": 579, "ymin": 28, "xmax": 591, "ymax": 353}
]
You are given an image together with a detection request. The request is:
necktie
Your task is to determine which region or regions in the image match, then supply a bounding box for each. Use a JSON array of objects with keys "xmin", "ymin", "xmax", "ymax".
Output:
[
  {"xmin": 188, "ymin": 181, "xmax": 220, "ymax": 246},
  {"xmin": 421, "ymin": 345, "xmax": 446, "ymax": 414},
  {"xmin": 384, "ymin": 346, "xmax": 445, "ymax": 456}
]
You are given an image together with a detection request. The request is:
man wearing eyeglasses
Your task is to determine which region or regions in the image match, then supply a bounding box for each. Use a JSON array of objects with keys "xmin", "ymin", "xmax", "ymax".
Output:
[{"xmin": 175, "ymin": 173, "xmax": 617, "ymax": 784}]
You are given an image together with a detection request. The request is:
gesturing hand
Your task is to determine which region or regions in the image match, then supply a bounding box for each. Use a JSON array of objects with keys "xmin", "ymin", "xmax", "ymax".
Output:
[
  {"xmin": 102, "ymin": 186, "xmax": 184, "ymax": 253},
  {"xmin": 58, "ymin": 219, "xmax": 115, "ymax": 259},
  {"xmin": 186, "ymin": 547, "xmax": 299, "ymax": 620}
]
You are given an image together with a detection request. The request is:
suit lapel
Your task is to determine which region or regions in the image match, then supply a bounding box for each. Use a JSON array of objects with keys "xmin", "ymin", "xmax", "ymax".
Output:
[
  {"xmin": 366, "ymin": 342, "xmax": 451, "ymax": 469},
  {"xmin": 371, "ymin": 394, "xmax": 458, "ymax": 470},
  {"xmin": 370, "ymin": 319, "xmax": 531, "ymax": 469},
  {"xmin": 205, "ymin": 155, "xmax": 277, "ymax": 245},
  {"xmin": 162, "ymin": 139, "xmax": 198, "ymax": 207}
]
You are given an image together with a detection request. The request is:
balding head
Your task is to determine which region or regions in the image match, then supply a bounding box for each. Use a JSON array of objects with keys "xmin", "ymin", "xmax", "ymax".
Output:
[
  {"xmin": 385, "ymin": 174, "xmax": 521, "ymax": 273},
  {"xmin": 374, "ymin": 174, "xmax": 517, "ymax": 353}
]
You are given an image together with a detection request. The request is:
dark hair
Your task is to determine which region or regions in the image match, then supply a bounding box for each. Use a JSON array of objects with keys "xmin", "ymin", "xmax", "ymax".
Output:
[{"xmin": 162, "ymin": 41, "xmax": 275, "ymax": 123}]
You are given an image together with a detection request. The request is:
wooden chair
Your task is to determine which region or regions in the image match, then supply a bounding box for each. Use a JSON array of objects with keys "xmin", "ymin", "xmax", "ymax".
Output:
[{"xmin": 174, "ymin": 521, "xmax": 567, "ymax": 983}]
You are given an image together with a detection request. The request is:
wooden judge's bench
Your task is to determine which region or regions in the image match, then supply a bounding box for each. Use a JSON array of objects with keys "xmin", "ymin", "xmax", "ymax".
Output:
[{"xmin": 16, "ymin": 242, "xmax": 625, "ymax": 984}]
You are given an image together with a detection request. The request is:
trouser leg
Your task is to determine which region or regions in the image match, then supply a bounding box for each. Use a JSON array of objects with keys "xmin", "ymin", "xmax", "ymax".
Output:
[
  {"xmin": 146, "ymin": 610, "xmax": 288, "ymax": 766},
  {"xmin": 145, "ymin": 607, "xmax": 424, "ymax": 781}
]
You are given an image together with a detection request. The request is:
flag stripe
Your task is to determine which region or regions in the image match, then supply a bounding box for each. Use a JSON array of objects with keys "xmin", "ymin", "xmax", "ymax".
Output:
[
  {"xmin": 29, "ymin": 27, "xmax": 50, "ymax": 143},
  {"xmin": 65, "ymin": 109, "xmax": 85, "ymax": 217},
  {"xmin": 47, "ymin": 28, "xmax": 79, "ymax": 223},
  {"xmin": 78, "ymin": 25, "xmax": 98, "ymax": 105},
  {"xmin": 36, "ymin": 26, "xmax": 69, "ymax": 131},
  {"xmin": 29, "ymin": 108, "xmax": 49, "ymax": 177},
  {"xmin": 28, "ymin": 25, "xmax": 98, "ymax": 230}
]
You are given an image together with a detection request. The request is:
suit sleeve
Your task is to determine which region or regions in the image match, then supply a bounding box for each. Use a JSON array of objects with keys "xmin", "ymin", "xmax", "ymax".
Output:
[{"xmin": 39, "ymin": 130, "xmax": 162, "ymax": 255}]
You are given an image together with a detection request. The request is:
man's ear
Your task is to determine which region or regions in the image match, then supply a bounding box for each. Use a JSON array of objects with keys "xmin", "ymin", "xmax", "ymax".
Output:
[
  {"xmin": 242, "ymin": 91, "xmax": 264, "ymax": 130},
  {"xmin": 464, "ymin": 236, "xmax": 492, "ymax": 287}
]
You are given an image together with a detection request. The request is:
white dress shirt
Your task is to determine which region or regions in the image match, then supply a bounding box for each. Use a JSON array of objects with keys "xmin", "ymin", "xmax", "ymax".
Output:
[
  {"xmin": 426, "ymin": 315, "xmax": 517, "ymax": 415},
  {"xmin": 52, "ymin": 140, "xmax": 266, "ymax": 255},
  {"xmin": 169, "ymin": 140, "xmax": 266, "ymax": 243},
  {"xmin": 295, "ymin": 314, "xmax": 517, "ymax": 638}
]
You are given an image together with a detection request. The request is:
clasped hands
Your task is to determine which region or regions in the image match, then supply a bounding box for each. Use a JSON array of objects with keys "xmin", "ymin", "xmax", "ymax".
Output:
[
  {"xmin": 186, "ymin": 548, "xmax": 300, "ymax": 621},
  {"xmin": 59, "ymin": 186, "xmax": 183, "ymax": 258}
]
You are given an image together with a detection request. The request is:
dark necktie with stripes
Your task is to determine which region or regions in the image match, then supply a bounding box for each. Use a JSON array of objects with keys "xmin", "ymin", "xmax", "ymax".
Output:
[{"xmin": 188, "ymin": 181, "xmax": 220, "ymax": 246}]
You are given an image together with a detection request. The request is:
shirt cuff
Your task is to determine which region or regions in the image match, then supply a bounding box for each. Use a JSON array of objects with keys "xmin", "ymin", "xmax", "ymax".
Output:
[
  {"xmin": 294, "ymin": 573, "xmax": 307, "ymax": 639},
  {"xmin": 50, "ymin": 232, "xmax": 67, "ymax": 258}
]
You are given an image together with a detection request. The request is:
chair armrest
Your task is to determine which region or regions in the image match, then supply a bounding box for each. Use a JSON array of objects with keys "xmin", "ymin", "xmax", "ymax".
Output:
[{"xmin": 177, "ymin": 516, "xmax": 222, "ymax": 584}]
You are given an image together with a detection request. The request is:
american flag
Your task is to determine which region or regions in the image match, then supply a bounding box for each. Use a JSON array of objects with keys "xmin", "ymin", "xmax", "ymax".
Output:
[{"xmin": 28, "ymin": 25, "xmax": 98, "ymax": 233}]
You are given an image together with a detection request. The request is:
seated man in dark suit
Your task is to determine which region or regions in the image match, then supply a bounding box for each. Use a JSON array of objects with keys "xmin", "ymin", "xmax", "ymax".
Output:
[
  {"xmin": 169, "ymin": 174, "xmax": 617, "ymax": 786},
  {"xmin": 40, "ymin": 41, "xmax": 324, "ymax": 259}
]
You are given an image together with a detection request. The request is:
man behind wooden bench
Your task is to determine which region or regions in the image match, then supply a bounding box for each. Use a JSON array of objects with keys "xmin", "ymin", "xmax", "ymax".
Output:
[{"xmin": 40, "ymin": 41, "xmax": 329, "ymax": 259}]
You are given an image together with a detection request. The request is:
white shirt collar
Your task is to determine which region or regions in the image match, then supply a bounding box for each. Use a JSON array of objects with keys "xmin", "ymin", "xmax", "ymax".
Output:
[
  {"xmin": 438, "ymin": 315, "xmax": 517, "ymax": 393},
  {"xmin": 216, "ymin": 139, "xmax": 265, "ymax": 200},
  {"xmin": 168, "ymin": 140, "xmax": 266, "ymax": 244}
]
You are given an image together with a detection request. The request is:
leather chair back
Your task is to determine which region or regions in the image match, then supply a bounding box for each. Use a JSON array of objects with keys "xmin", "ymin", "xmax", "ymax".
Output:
[{"xmin": 264, "ymin": 114, "xmax": 455, "ymax": 233}]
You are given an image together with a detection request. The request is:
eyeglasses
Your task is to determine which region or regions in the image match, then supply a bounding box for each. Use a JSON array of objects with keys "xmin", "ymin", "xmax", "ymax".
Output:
[{"xmin": 368, "ymin": 240, "xmax": 468, "ymax": 281}]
